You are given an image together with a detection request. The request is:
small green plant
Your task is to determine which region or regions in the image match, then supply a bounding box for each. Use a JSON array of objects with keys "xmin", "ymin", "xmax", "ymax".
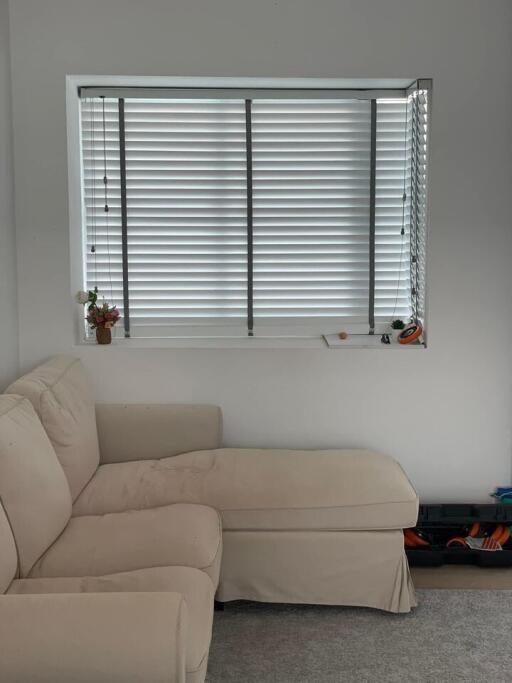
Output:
[{"xmin": 391, "ymin": 319, "xmax": 405, "ymax": 330}]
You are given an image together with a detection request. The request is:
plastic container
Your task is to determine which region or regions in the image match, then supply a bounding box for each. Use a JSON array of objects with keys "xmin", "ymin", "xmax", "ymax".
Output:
[{"xmin": 405, "ymin": 504, "xmax": 512, "ymax": 567}]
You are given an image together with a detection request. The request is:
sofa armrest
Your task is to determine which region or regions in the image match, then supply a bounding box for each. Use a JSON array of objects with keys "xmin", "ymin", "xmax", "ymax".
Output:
[
  {"xmin": 0, "ymin": 592, "xmax": 187, "ymax": 683},
  {"xmin": 95, "ymin": 403, "xmax": 223, "ymax": 464}
]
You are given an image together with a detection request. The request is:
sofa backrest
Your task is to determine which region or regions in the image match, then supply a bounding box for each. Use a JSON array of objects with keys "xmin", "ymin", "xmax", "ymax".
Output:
[
  {"xmin": 0, "ymin": 396, "xmax": 72, "ymax": 577},
  {"xmin": 0, "ymin": 499, "xmax": 17, "ymax": 593},
  {"xmin": 7, "ymin": 356, "xmax": 100, "ymax": 500}
]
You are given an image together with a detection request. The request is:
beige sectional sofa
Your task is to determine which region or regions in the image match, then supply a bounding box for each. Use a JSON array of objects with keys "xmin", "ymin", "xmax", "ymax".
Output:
[{"xmin": 0, "ymin": 355, "xmax": 419, "ymax": 682}]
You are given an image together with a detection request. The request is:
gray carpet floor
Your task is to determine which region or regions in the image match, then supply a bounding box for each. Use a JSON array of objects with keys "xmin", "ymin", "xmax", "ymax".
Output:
[{"xmin": 206, "ymin": 590, "xmax": 512, "ymax": 682}]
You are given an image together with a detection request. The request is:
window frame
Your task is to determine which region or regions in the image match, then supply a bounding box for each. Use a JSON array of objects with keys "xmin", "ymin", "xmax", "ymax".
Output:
[{"xmin": 67, "ymin": 75, "xmax": 430, "ymax": 349}]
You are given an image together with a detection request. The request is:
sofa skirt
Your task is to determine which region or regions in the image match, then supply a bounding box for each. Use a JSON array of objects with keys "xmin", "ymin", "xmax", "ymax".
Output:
[{"xmin": 216, "ymin": 529, "xmax": 416, "ymax": 613}]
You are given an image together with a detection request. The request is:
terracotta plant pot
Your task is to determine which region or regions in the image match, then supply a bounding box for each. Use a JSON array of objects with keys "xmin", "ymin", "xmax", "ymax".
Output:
[{"xmin": 96, "ymin": 326, "xmax": 112, "ymax": 345}]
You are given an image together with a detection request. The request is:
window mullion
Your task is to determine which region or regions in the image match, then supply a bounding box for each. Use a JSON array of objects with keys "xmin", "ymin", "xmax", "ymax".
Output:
[
  {"xmin": 368, "ymin": 99, "xmax": 377, "ymax": 334},
  {"xmin": 118, "ymin": 97, "xmax": 131, "ymax": 338},
  {"xmin": 245, "ymin": 99, "xmax": 254, "ymax": 336}
]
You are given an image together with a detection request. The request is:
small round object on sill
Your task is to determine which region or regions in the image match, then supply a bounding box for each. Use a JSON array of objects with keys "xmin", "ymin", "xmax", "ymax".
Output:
[
  {"xmin": 338, "ymin": 331, "xmax": 348, "ymax": 340},
  {"xmin": 398, "ymin": 322, "xmax": 423, "ymax": 345}
]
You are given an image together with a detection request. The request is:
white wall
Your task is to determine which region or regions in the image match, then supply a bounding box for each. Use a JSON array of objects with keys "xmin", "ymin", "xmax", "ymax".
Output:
[
  {"xmin": 8, "ymin": 0, "xmax": 512, "ymax": 500},
  {"xmin": 0, "ymin": 0, "xmax": 18, "ymax": 388}
]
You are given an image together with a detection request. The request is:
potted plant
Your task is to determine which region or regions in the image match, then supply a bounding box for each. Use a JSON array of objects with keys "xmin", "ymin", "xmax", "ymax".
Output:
[
  {"xmin": 77, "ymin": 290, "xmax": 120, "ymax": 344},
  {"xmin": 390, "ymin": 319, "xmax": 405, "ymax": 343}
]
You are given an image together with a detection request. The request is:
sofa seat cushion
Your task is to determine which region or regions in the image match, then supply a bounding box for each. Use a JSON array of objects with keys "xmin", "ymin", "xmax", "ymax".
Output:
[
  {"xmin": 7, "ymin": 356, "xmax": 100, "ymax": 501},
  {"xmin": 29, "ymin": 503, "xmax": 222, "ymax": 587},
  {"xmin": 73, "ymin": 448, "xmax": 418, "ymax": 531},
  {"xmin": 8, "ymin": 565, "xmax": 214, "ymax": 676}
]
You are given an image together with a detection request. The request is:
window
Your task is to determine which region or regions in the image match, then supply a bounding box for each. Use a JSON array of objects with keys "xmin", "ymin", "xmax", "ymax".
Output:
[{"xmin": 77, "ymin": 81, "xmax": 429, "ymax": 340}]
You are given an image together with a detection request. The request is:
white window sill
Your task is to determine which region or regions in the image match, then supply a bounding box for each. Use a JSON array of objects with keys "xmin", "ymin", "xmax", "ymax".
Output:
[{"xmin": 74, "ymin": 334, "xmax": 426, "ymax": 350}]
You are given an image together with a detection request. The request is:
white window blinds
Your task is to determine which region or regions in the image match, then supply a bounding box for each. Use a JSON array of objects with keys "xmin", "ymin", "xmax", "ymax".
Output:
[
  {"xmin": 252, "ymin": 99, "xmax": 371, "ymax": 328},
  {"xmin": 409, "ymin": 87, "xmax": 429, "ymax": 322},
  {"xmin": 82, "ymin": 98, "xmax": 123, "ymax": 313},
  {"xmin": 79, "ymin": 84, "xmax": 429, "ymax": 339},
  {"xmin": 375, "ymin": 99, "xmax": 410, "ymax": 322},
  {"xmin": 124, "ymin": 99, "xmax": 248, "ymax": 332}
]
